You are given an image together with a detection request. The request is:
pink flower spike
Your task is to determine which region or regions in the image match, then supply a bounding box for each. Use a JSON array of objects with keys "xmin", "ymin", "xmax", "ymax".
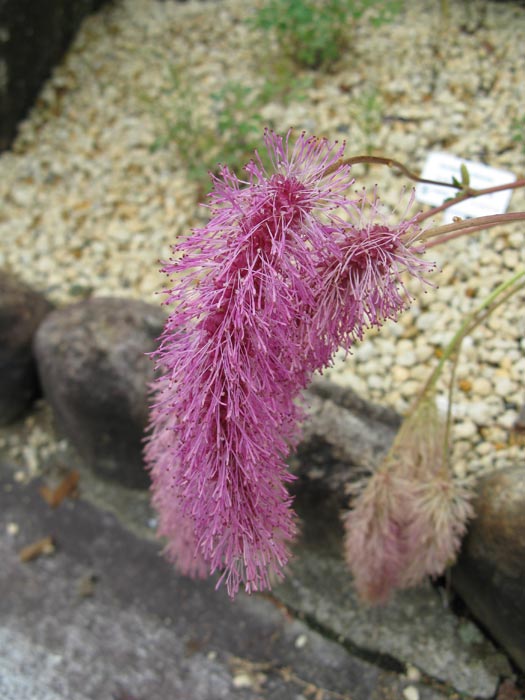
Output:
[
  {"xmin": 145, "ymin": 130, "xmax": 362, "ymax": 597},
  {"xmin": 312, "ymin": 187, "xmax": 434, "ymax": 355},
  {"xmin": 343, "ymin": 469, "xmax": 412, "ymax": 604},
  {"xmin": 344, "ymin": 393, "xmax": 474, "ymax": 603}
]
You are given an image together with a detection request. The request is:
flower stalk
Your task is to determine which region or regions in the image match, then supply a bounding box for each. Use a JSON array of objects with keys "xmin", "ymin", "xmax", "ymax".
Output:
[{"xmin": 418, "ymin": 269, "xmax": 525, "ymax": 399}]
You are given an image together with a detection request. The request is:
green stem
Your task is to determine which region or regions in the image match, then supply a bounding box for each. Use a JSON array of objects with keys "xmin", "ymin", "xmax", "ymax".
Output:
[
  {"xmin": 442, "ymin": 343, "xmax": 460, "ymax": 470},
  {"xmin": 418, "ymin": 270, "xmax": 525, "ymax": 401}
]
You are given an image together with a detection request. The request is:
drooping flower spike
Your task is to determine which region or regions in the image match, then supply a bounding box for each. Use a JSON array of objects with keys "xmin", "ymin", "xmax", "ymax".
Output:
[
  {"xmin": 343, "ymin": 394, "xmax": 474, "ymax": 604},
  {"xmin": 310, "ymin": 186, "xmax": 431, "ymax": 360},
  {"xmin": 146, "ymin": 130, "xmax": 432, "ymax": 597}
]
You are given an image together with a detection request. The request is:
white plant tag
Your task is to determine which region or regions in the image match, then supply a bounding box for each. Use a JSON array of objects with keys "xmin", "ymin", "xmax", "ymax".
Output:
[{"xmin": 415, "ymin": 152, "xmax": 516, "ymax": 224}]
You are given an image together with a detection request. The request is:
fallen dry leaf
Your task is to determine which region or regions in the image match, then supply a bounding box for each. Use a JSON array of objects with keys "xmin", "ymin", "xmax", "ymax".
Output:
[
  {"xmin": 77, "ymin": 572, "xmax": 98, "ymax": 598},
  {"xmin": 40, "ymin": 470, "xmax": 80, "ymax": 508},
  {"xmin": 19, "ymin": 535, "xmax": 55, "ymax": 562}
]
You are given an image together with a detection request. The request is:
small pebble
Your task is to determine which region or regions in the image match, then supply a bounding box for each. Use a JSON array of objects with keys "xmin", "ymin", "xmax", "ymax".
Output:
[
  {"xmin": 294, "ymin": 634, "xmax": 308, "ymax": 649},
  {"xmin": 499, "ymin": 410, "xmax": 518, "ymax": 430},
  {"xmin": 454, "ymin": 420, "xmax": 478, "ymax": 440},
  {"xmin": 471, "ymin": 377, "xmax": 492, "ymax": 398},
  {"xmin": 494, "ymin": 377, "xmax": 516, "ymax": 397},
  {"xmin": 405, "ymin": 665, "xmax": 421, "ymax": 682},
  {"xmin": 6, "ymin": 522, "xmax": 19, "ymax": 536},
  {"xmin": 397, "ymin": 350, "xmax": 417, "ymax": 368},
  {"xmin": 232, "ymin": 673, "xmax": 253, "ymax": 689},
  {"xmin": 403, "ymin": 685, "xmax": 420, "ymax": 700}
]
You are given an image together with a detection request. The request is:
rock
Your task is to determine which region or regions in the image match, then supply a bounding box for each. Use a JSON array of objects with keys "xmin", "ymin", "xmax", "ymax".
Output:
[
  {"xmin": 0, "ymin": 0, "xmax": 111, "ymax": 150},
  {"xmin": 0, "ymin": 271, "xmax": 53, "ymax": 425},
  {"xmin": 34, "ymin": 297, "xmax": 165, "ymax": 489},
  {"xmin": 295, "ymin": 378, "xmax": 400, "ymax": 491},
  {"xmin": 452, "ymin": 465, "xmax": 525, "ymax": 673}
]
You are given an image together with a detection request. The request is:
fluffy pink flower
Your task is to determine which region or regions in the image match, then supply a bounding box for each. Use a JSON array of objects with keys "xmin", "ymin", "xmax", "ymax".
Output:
[
  {"xmin": 146, "ymin": 130, "xmax": 432, "ymax": 597},
  {"xmin": 343, "ymin": 468, "xmax": 413, "ymax": 604},
  {"xmin": 146, "ymin": 131, "xmax": 357, "ymax": 596},
  {"xmin": 310, "ymin": 187, "xmax": 431, "ymax": 363},
  {"xmin": 402, "ymin": 474, "xmax": 474, "ymax": 585},
  {"xmin": 344, "ymin": 395, "xmax": 474, "ymax": 603}
]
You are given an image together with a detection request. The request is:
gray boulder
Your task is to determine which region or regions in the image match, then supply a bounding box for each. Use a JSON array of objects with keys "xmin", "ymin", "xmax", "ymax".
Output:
[
  {"xmin": 0, "ymin": 270, "xmax": 53, "ymax": 425},
  {"xmin": 34, "ymin": 297, "xmax": 165, "ymax": 489},
  {"xmin": 452, "ymin": 465, "xmax": 525, "ymax": 673}
]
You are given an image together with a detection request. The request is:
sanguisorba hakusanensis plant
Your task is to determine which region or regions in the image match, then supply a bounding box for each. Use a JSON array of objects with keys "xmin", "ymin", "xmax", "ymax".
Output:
[{"xmin": 145, "ymin": 130, "xmax": 434, "ymax": 597}]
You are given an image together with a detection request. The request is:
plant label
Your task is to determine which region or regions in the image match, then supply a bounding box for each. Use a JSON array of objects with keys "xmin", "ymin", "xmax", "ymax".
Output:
[{"xmin": 415, "ymin": 152, "xmax": 516, "ymax": 224}]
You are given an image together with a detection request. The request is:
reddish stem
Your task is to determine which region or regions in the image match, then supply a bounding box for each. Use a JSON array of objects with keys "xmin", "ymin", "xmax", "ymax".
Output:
[
  {"xmin": 325, "ymin": 154, "xmax": 525, "ymax": 225},
  {"xmin": 415, "ymin": 178, "xmax": 525, "ymax": 224},
  {"xmin": 422, "ymin": 211, "xmax": 525, "ymax": 245}
]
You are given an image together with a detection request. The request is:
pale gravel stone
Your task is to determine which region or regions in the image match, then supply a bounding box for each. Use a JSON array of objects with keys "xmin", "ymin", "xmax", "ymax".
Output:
[
  {"xmin": 399, "ymin": 380, "xmax": 422, "ymax": 399},
  {"xmin": 397, "ymin": 350, "xmax": 417, "ymax": 367},
  {"xmin": 454, "ymin": 420, "xmax": 478, "ymax": 440},
  {"xmin": 353, "ymin": 342, "xmax": 376, "ymax": 363},
  {"xmin": 405, "ymin": 666, "xmax": 422, "ymax": 683},
  {"xmin": 471, "ymin": 378, "xmax": 492, "ymax": 397},
  {"xmin": 403, "ymin": 686, "xmax": 420, "ymax": 700},
  {"xmin": 498, "ymin": 410, "xmax": 519, "ymax": 430},
  {"xmin": 480, "ymin": 426, "xmax": 508, "ymax": 445},
  {"xmin": 476, "ymin": 442, "xmax": 494, "ymax": 457},
  {"xmin": 367, "ymin": 374, "xmax": 386, "ymax": 391},
  {"xmin": 392, "ymin": 366, "xmax": 410, "ymax": 383},
  {"xmin": 494, "ymin": 376, "xmax": 517, "ymax": 397},
  {"xmin": 467, "ymin": 401, "xmax": 499, "ymax": 426},
  {"xmin": 415, "ymin": 311, "xmax": 440, "ymax": 332},
  {"xmin": 294, "ymin": 634, "xmax": 308, "ymax": 649}
]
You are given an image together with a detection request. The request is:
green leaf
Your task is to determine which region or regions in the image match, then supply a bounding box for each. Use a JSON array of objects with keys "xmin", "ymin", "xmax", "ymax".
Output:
[{"xmin": 460, "ymin": 163, "xmax": 470, "ymax": 187}]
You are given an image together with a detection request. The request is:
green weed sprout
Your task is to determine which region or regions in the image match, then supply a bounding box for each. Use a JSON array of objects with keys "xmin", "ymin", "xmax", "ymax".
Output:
[{"xmin": 251, "ymin": 0, "xmax": 403, "ymax": 70}]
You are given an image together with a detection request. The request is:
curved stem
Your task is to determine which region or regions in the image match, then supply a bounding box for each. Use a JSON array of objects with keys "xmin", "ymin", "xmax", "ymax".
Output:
[
  {"xmin": 329, "ymin": 155, "xmax": 464, "ymax": 190},
  {"xmin": 416, "ymin": 270, "xmax": 525, "ymax": 402},
  {"xmin": 325, "ymin": 154, "xmax": 525, "ymax": 224},
  {"xmin": 422, "ymin": 211, "xmax": 525, "ymax": 243},
  {"xmin": 441, "ymin": 343, "xmax": 460, "ymax": 474}
]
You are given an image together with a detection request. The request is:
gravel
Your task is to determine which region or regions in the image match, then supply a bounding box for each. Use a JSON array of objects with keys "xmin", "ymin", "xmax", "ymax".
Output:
[{"xmin": 0, "ymin": 0, "xmax": 524, "ymax": 480}]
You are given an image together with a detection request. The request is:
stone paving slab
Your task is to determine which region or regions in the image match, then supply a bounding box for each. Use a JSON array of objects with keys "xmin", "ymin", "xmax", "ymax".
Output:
[{"xmin": 0, "ymin": 468, "xmax": 450, "ymax": 700}]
